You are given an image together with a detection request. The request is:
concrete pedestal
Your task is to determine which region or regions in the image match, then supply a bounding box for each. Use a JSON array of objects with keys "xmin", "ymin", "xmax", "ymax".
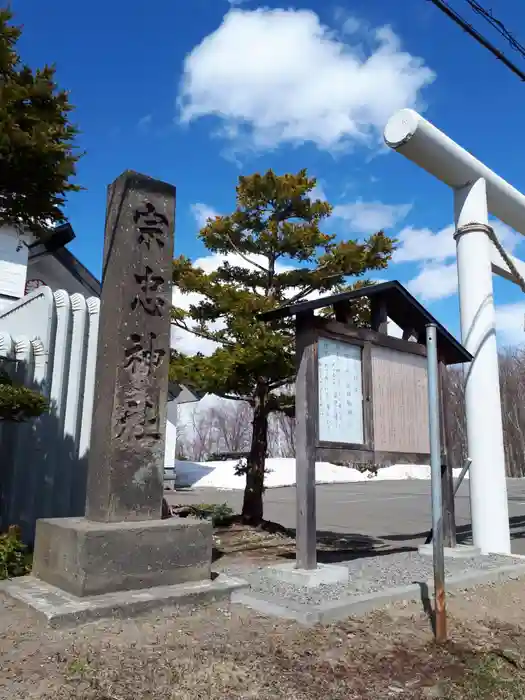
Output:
[
  {"xmin": 264, "ymin": 562, "xmax": 349, "ymax": 588},
  {"xmin": 32, "ymin": 516, "xmax": 212, "ymax": 597},
  {"xmin": 418, "ymin": 543, "xmax": 482, "ymax": 559}
]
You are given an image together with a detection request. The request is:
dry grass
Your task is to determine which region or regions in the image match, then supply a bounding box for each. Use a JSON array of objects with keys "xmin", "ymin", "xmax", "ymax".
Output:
[
  {"xmin": 2, "ymin": 578, "xmax": 525, "ymax": 699},
  {"xmin": 169, "ymin": 504, "xmax": 395, "ymax": 567},
  {"xmin": 212, "ymin": 516, "xmax": 393, "ymax": 566}
]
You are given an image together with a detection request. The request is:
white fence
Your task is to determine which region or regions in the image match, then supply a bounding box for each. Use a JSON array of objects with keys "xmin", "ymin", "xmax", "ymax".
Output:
[{"xmin": 0, "ymin": 287, "xmax": 100, "ymax": 543}]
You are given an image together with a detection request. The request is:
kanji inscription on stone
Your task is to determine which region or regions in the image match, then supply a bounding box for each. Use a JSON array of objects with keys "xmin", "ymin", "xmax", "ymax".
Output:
[
  {"xmin": 115, "ymin": 394, "xmax": 162, "ymax": 441},
  {"xmin": 134, "ymin": 202, "xmax": 168, "ymax": 249},
  {"xmin": 124, "ymin": 332, "xmax": 166, "ymax": 376},
  {"xmin": 131, "ymin": 266, "xmax": 166, "ymax": 316},
  {"xmin": 85, "ymin": 171, "xmax": 176, "ymax": 522}
]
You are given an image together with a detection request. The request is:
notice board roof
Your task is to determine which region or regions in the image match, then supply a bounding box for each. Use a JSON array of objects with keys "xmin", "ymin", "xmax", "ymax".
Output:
[{"xmin": 259, "ymin": 280, "xmax": 471, "ymax": 366}]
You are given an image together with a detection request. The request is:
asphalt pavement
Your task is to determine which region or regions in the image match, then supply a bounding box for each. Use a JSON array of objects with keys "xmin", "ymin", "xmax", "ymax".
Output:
[{"xmin": 167, "ymin": 478, "xmax": 525, "ymax": 555}]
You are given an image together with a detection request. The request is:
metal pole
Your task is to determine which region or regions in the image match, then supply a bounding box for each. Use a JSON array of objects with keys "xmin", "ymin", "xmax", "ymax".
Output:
[
  {"xmin": 295, "ymin": 312, "xmax": 317, "ymax": 570},
  {"xmin": 426, "ymin": 323, "xmax": 447, "ymax": 643}
]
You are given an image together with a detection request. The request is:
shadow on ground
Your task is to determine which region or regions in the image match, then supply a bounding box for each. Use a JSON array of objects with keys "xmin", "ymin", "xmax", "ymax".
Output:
[
  {"xmin": 379, "ymin": 514, "xmax": 525, "ymax": 545},
  {"xmin": 210, "ymin": 517, "xmax": 418, "ymax": 564},
  {"xmin": 171, "ymin": 461, "xmax": 216, "ymax": 488},
  {"xmin": 211, "ymin": 513, "xmax": 525, "ymax": 565}
]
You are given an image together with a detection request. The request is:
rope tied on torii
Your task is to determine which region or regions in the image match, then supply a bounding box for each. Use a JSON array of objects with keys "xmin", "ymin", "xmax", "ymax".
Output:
[{"xmin": 455, "ymin": 222, "xmax": 525, "ymax": 296}]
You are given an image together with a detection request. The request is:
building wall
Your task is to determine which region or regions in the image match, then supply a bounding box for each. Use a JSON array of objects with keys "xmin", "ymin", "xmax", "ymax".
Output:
[
  {"xmin": 165, "ymin": 403, "xmax": 178, "ymax": 472},
  {"xmin": 0, "ymin": 233, "xmax": 185, "ymax": 470},
  {"xmin": 28, "ymin": 254, "xmax": 181, "ymax": 468},
  {"xmin": 26, "ymin": 254, "xmax": 92, "ymax": 298},
  {"xmin": 371, "ymin": 345, "xmax": 430, "ymax": 454},
  {"xmin": 0, "ymin": 228, "xmax": 29, "ymax": 307},
  {"xmin": 0, "ymin": 227, "xmax": 91, "ymax": 306}
]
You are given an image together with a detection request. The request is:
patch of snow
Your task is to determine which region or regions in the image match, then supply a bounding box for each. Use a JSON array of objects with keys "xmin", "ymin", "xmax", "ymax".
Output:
[{"xmin": 173, "ymin": 458, "xmax": 470, "ymax": 491}]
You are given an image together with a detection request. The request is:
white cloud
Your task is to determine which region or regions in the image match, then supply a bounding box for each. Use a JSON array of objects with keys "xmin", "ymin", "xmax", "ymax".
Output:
[
  {"xmin": 310, "ymin": 181, "xmax": 327, "ymax": 202},
  {"xmin": 172, "ymin": 250, "xmax": 294, "ymax": 356},
  {"xmin": 496, "ymin": 302, "xmax": 525, "ymax": 346},
  {"xmin": 170, "ymin": 320, "xmax": 219, "ymax": 356},
  {"xmin": 394, "ymin": 220, "xmax": 520, "ymax": 264},
  {"xmin": 178, "ymin": 8, "xmax": 434, "ymax": 153},
  {"xmin": 398, "ymin": 220, "xmax": 523, "ymax": 303},
  {"xmin": 332, "ymin": 200, "xmax": 411, "ymax": 233},
  {"xmin": 191, "ymin": 203, "xmax": 220, "ymax": 229},
  {"xmin": 406, "ymin": 262, "xmax": 458, "ymax": 302},
  {"xmin": 137, "ymin": 114, "xmax": 152, "ymax": 131},
  {"xmin": 394, "ymin": 224, "xmax": 455, "ymax": 264},
  {"xmin": 340, "ymin": 15, "xmax": 361, "ymax": 36}
]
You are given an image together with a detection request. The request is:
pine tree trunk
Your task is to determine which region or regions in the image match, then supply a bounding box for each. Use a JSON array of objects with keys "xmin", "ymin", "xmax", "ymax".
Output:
[{"xmin": 241, "ymin": 383, "xmax": 268, "ymax": 525}]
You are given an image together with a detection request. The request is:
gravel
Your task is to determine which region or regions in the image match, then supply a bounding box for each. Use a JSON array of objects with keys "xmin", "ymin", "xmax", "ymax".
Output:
[{"xmin": 223, "ymin": 552, "xmax": 525, "ymax": 606}]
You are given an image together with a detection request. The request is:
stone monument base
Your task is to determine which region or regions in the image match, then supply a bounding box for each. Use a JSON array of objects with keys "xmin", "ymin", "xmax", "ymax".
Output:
[
  {"xmin": 32, "ymin": 516, "xmax": 212, "ymax": 597},
  {"xmin": 0, "ymin": 574, "xmax": 247, "ymax": 628}
]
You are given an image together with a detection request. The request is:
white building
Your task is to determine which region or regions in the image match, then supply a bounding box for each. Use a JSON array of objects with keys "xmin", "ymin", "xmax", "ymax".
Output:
[{"xmin": 0, "ymin": 223, "xmax": 197, "ymax": 477}]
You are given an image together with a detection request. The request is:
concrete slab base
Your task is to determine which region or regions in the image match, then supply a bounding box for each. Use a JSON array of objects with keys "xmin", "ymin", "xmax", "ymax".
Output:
[
  {"xmin": 32, "ymin": 516, "xmax": 213, "ymax": 597},
  {"xmin": 0, "ymin": 574, "xmax": 248, "ymax": 628},
  {"xmin": 264, "ymin": 562, "xmax": 349, "ymax": 588},
  {"xmin": 418, "ymin": 544, "xmax": 482, "ymax": 559},
  {"xmin": 232, "ymin": 563, "xmax": 525, "ymax": 626}
]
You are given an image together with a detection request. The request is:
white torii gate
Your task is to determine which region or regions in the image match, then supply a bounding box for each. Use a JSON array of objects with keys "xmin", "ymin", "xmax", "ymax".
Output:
[{"xmin": 384, "ymin": 109, "xmax": 525, "ymax": 556}]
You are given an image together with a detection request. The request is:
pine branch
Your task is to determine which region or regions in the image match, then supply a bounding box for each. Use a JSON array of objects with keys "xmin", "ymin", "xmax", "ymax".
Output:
[
  {"xmin": 282, "ymin": 271, "xmax": 344, "ymax": 307},
  {"xmin": 0, "ymin": 9, "xmax": 81, "ymax": 237},
  {"xmin": 267, "ymin": 394, "xmax": 295, "ymax": 416},
  {"xmin": 227, "ymin": 233, "xmax": 269, "ymax": 274},
  {"xmin": 219, "ymin": 393, "xmax": 254, "ymax": 404},
  {"xmin": 171, "ymin": 319, "xmax": 234, "ymax": 347},
  {"xmin": 269, "ymin": 377, "xmax": 294, "ymax": 391},
  {"xmin": 266, "ymin": 252, "xmax": 276, "ymax": 296}
]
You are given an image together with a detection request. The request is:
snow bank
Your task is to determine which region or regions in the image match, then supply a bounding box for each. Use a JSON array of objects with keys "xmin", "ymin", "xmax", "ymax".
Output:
[{"xmin": 173, "ymin": 458, "xmax": 470, "ymax": 491}]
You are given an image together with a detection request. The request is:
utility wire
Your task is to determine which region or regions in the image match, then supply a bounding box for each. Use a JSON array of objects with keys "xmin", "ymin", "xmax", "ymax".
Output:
[
  {"xmin": 427, "ymin": 0, "xmax": 525, "ymax": 81},
  {"xmin": 464, "ymin": 0, "xmax": 525, "ymax": 59}
]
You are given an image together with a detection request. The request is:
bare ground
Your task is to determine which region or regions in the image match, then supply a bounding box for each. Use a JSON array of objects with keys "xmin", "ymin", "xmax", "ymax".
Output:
[
  {"xmin": 210, "ymin": 516, "xmax": 395, "ymax": 566},
  {"xmin": 3, "ymin": 576, "xmax": 525, "ymax": 699}
]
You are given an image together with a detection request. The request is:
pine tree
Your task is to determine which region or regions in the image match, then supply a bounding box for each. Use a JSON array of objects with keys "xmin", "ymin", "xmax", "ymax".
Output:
[
  {"xmin": 0, "ymin": 8, "xmax": 79, "ymax": 420},
  {"xmin": 0, "ymin": 368, "xmax": 47, "ymax": 421},
  {"xmin": 0, "ymin": 8, "xmax": 81, "ymax": 237},
  {"xmin": 170, "ymin": 170, "xmax": 395, "ymax": 524}
]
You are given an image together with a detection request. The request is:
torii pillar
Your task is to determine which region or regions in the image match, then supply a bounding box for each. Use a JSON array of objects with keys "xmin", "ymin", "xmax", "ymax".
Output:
[{"xmin": 384, "ymin": 109, "xmax": 511, "ymax": 555}]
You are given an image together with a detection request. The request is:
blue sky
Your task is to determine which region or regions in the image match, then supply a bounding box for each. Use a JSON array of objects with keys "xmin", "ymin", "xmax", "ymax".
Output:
[{"xmin": 11, "ymin": 0, "xmax": 525, "ymax": 348}]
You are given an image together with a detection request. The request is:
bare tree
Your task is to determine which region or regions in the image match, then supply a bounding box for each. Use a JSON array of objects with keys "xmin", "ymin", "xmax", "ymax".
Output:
[
  {"xmin": 442, "ymin": 365, "xmax": 467, "ymax": 469},
  {"xmin": 499, "ymin": 347, "xmax": 525, "ymax": 477},
  {"xmin": 176, "ymin": 401, "xmax": 253, "ymax": 461},
  {"xmin": 268, "ymin": 411, "xmax": 295, "ymax": 457},
  {"xmin": 443, "ymin": 349, "xmax": 525, "ymax": 477},
  {"xmin": 176, "ymin": 407, "xmax": 218, "ymax": 461},
  {"xmin": 209, "ymin": 401, "xmax": 253, "ymax": 454},
  {"xmin": 176, "ymin": 348, "xmax": 525, "ymax": 476}
]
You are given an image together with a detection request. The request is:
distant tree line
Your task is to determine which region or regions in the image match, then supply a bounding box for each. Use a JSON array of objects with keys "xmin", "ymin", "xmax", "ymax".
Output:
[
  {"xmin": 176, "ymin": 400, "xmax": 295, "ymax": 462},
  {"xmin": 178, "ymin": 346, "xmax": 525, "ymax": 478},
  {"xmin": 443, "ymin": 347, "xmax": 525, "ymax": 478}
]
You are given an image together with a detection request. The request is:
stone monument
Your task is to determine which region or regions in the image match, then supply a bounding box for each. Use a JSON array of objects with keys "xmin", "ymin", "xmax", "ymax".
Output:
[{"xmin": 30, "ymin": 171, "xmax": 214, "ymax": 598}]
